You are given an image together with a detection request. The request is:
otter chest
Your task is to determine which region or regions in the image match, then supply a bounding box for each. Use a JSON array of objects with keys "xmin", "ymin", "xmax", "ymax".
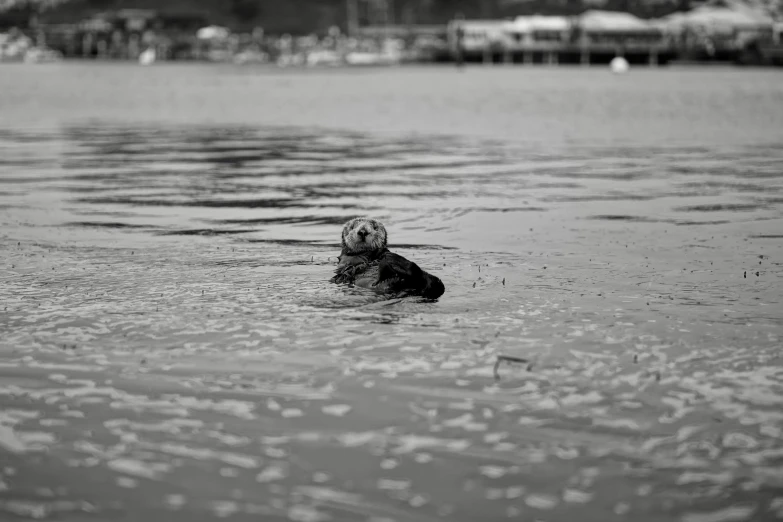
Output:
[
  {"xmin": 335, "ymin": 255, "xmax": 380, "ymax": 287},
  {"xmin": 333, "ymin": 257, "xmax": 398, "ymax": 293},
  {"xmin": 352, "ymin": 264, "xmax": 381, "ymax": 289}
]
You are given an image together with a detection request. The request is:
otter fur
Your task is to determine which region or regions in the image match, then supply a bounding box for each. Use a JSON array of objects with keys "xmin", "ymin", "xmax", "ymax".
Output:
[{"xmin": 330, "ymin": 217, "xmax": 445, "ymax": 300}]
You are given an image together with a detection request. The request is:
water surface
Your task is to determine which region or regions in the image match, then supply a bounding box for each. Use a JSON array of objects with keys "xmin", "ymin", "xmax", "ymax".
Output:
[{"xmin": 1, "ymin": 64, "xmax": 783, "ymax": 522}]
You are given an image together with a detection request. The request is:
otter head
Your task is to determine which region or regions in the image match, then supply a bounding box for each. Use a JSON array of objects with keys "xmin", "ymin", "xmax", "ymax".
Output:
[{"xmin": 341, "ymin": 217, "xmax": 387, "ymax": 254}]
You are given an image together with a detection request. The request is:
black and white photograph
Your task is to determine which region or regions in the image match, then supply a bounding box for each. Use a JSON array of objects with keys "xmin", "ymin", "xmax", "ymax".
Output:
[{"xmin": 1, "ymin": 0, "xmax": 782, "ymax": 521}]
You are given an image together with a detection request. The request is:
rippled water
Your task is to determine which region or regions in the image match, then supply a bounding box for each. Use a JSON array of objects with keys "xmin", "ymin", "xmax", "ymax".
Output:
[{"xmin": 1, "ymin": 64, "xmax": 783, "ymax": 522}]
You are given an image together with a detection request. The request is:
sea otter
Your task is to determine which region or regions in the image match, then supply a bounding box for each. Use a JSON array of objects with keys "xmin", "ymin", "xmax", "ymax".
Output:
[{"xmin": 330, "ymin": 217, "xmax": 445, "ymax": 300}]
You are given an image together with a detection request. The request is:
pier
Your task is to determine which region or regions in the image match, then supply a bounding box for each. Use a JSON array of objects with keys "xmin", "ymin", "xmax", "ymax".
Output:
[
  {"xmin": 447, "ymin": 13, "xmax": 678, "ymax": 67},
  {"xmin": 452, "ymin": 44, "xmax": 675, "ymax": 66}
]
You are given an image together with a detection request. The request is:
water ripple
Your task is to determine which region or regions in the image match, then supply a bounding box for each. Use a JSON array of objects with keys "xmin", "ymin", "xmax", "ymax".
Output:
[{"xmin": 1, "ymin": 123, "xmax": 782, "ymax": 522}]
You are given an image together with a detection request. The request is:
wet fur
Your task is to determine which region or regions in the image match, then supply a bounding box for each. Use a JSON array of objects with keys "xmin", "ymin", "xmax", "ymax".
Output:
[
  {"xmin": 340, "ymin": 217, "xmax": 387, "ymax": 254},
  {"xmin": 331, "ymin": 218, "xmax": 445, "ymax": 300}
]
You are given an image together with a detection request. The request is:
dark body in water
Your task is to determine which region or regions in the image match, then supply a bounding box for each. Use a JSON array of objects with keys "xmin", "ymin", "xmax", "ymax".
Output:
[{"xmin": 330, "ymin": 217, "xmax": 445, "ymax": 300}]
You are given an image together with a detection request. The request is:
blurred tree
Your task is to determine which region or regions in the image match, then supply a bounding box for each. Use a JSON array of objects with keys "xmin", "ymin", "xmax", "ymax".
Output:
[
  {"xmin": 0, "ymin": 0, "xmax": 72, "ymax": 29},
  {"xmin": 0, "ymin": 0, "xmax": 71, "ymax": 12},
  {"xmin": 6, "ymin": 0, "xmax": 780, "ymax": 33},
  {"xmin": 229, "ymin": 0, "xmax": 262, "ymax": 25}
]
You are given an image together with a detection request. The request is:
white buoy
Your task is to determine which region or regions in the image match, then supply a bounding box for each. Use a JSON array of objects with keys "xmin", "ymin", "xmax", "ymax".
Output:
[
  {"xmin": 139, "ymin": 48, "xmax": 156, "ymax": 66},
  {"xmin": 610, "ymin": 56, "xmax": 629, "ymax": 74}
]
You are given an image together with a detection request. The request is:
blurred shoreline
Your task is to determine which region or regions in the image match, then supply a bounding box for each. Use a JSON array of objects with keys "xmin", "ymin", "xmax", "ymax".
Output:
[{"xmin": 2, "ymin": 2, "xmax": 782, "ymax": 68}]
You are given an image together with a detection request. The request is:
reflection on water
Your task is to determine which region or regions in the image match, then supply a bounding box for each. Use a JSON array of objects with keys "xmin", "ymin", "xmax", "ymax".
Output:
[{"xmin": 1, "ymin": 124, "xmax": 783, "ymax": 522}]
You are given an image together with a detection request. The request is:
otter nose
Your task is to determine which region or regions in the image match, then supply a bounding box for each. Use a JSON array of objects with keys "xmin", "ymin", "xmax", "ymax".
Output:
[{"xmin": 357, "ymin": 229, "xmax": 369, "ymax": 240}]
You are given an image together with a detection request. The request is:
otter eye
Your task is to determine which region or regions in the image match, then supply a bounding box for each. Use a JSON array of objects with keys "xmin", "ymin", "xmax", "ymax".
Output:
[{"xmin": 372, "ymin": 224, "xmax": 377, "ymax": 230}]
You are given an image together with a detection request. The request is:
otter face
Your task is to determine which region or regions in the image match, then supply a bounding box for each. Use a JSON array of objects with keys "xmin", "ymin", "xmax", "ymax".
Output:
[{"xmin": 341, "ymin": 217, "xmax": 387, "ymax": 254}]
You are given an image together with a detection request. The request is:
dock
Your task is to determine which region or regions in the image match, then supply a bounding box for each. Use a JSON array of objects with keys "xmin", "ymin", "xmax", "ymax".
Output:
[{"xmin": 452, "ymin": 44, "xmax": 676, "ymax": 66}]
